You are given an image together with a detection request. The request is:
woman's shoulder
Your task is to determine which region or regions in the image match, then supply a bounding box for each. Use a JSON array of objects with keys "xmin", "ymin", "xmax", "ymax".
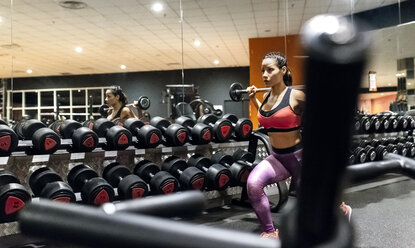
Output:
[{"xmin": 291, "ymin": 88, "xmax": 305, "ymax": 101}]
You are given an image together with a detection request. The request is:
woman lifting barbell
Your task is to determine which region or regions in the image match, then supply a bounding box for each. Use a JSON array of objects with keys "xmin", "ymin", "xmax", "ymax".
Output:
[
  {"xmin": 105, "ymin": 85, "xmax": 143, "ymax": 121},
  {"xmin": 246, "ymin": 52, "xmax": 351, "ymax": 239}
]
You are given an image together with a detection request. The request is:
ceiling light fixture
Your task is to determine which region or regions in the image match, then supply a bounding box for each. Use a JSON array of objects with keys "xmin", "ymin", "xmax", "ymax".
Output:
[
  {"xmin": 75, "ymin": 47, "xmax": 83, "ymax": 53},
  {"xmin": 193, "ymin": 40, "xmax": 201, "ymax": 47},
  {"xmin": 26, "ymin": 69, "xmax": 32, "ymax": 74},
  {"xmin": 120, "ymin": 65, "xmax": 126, "ymax": 69},
  {"xmin": 59, "ymin": 1, "xmax": 88, "ymax": 9},
  {"xmin": 152, "ymin": 3, "xmax": 163, "ymax": 12},
  {"xmin": 213, "ymin": 60, "xmax": 220, "ymax": 65}
]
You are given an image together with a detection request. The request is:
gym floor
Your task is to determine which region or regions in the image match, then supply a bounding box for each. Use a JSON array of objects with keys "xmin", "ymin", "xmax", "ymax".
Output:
[{"xmin": 1, "ymin": 175, "xmax": 414, "ymax": 248}]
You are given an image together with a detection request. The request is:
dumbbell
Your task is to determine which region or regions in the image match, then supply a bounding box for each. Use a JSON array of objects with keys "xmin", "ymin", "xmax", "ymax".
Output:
[
  {"xmin": 134, "ymin": 160, "xmax": 179, "ymax": 194},
  {"xmin": 404, "ymin": 142, "xmax": 415, "ymax": 157},
  {"xmin": 57, "ymin": 119, "xmax": 98, "ymax": 152},
  {"xmin": 352, "ymin": 147, "xmax": 367, "ymax": 164},
  {"xmin": 67, "ymin": 164, "xmax": 114, "ymax": 205},
  {"xmin": 122, "ymin": 118, "xmax": 162, "ymax": 148},
  {"xmin": 211, "ymin": 151, "xmax": 252, "ymax": 185},
  {"xmin": 233, "ymin": 149, "xmax": 256, "ymax": 165},
  {"xmin": 29, "ymin": 167, "xmax": 75, "ymax": 203},
  {"xmin": 197, "ymin": 114, "xmax": 233, "ymax": 142},
  {"xmin": 0, "ymin": 171, "xmax": 31, "ymax": 222},
  {"xmin": 150, "ymin": 116, "xmax": 189, "ymax": 146},
  {"xmin": 395, "ymin": 116, "xmax": 409, "ymax": 131},
  {"xmin": 14, "ymin": 119, "xmax": 61, "ymax": 154},
  {"xmin": 362, "ymin": 145, "xmax": 376, "ymax": 162},
  {"xmin": 162, "ymin": 156, "xmax": 206, "ymax": 190},
  {"xmin": 0, "ymin": 124, "xmax": 18, "ymax": 155},
  {"xmin": 222, "ymin": 114, "xmax": 253, "ymax": 141},
  {"xmin": 376, "ymin": 114, "xmax": 390, "ymax": 132},
  {"xmin": 352, "ymin": 116, "xmax": 361, "ymax": 134},
  {"xmin": 357, "ymin": 115, "xmax": 370, "ymax": 134},
  {"xmin": 348, "ymin": 151, "xmax": 356, "ymax": 165},
  {"xmin": 83, "ymin": 119, "xmax": 95, "ymax": 131},
  {"xmin": 374, "ymin": 144, "xmax": 388, "ymax": 160},
  {"xmin": 102, "ymin": 162, "xmax": 148, "ymax": 199},
  {"xmin": 92, "ymin": 118, "xmax": 132, "ymax": 150},
  {"xmin": 395, "ymin": 143, "xmax": 408, "ymax": 156},
  {"xmin": 187, "ymin": 154, "xmax": 231, "ymax": 191},
  {"xmin": 174, "ymin": 116, "xmax": 212, "ymax": 145},
  {"xmin": 360, "ymin": 115, "xmax": 380, "ymax": 133},
  {"xmin": 48, "ymin": 120, "xmax": 64, "ymax": 134},
  {"xmin": 405, "ymin": 116, "xmax": 415, "ymax": 129},
  {"xmin": 385, "ymin": 144, "xmax": 398, "ymax": 154}
]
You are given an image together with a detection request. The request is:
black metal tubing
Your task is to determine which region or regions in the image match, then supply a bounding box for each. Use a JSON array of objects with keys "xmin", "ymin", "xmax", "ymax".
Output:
[
  {"xmin": 102, "ymin": 191, "xmax": 206, "ymax": 217},
  {"xmin": 280, "ymin": 15, "xmax": 372, "ymax": 248},
  {"xmin": 346, "ymin": 153, "xmax": 415, "ymax": 183},
  {"xmin": 19, "ymin": 200, "xmax": 279, "ymax": 248}
]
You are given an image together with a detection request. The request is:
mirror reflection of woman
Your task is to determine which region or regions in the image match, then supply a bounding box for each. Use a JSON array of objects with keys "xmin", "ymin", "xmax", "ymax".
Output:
[
  {"xmin": 105, "ymin": 85, "xmax": 142, "ymax": 122},
  {"xmin": 246, "ymin": 52, "xmax": 351, "ymax": 239}
]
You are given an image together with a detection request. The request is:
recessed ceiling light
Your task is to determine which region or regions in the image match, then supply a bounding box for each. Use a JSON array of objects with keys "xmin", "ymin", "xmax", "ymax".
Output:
[
  {"xmin": 193, "ymin": 40, "xmax": 201, "ymax": 47},
  {"xmin": 75, "ymin": 47, "xmax": 82, "ymax": 53},
  {"xmin": 152, "ymin": 3, "xmax": 163, "ymax": 12},
  {"xmin": 120, "ymin": 65, "xmax": 126, "ymax": 69},
  {"xmin": 59, "ymin": 1, "xmax": 88, "ymax": 9},
  {"xmin": 213, "ymin": 60, "xmax": 220, "ymax": 65},
  {"xmin": 388, "ymin": 83, "xmax": 392, "ymax": 86},
  {"xmin": 26, "ymin": 69, "xmax": 32, "ymax": 74},
  {"xmin": 0, "ymin": 17, "xmax": 3, "ymax": 23},
  {"xmin": 408, "ymin": 83, "xmax": 412, "ymax": 86}
]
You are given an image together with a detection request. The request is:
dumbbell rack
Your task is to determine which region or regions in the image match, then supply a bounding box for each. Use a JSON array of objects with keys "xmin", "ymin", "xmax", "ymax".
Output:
[{"xmin": 0, "ymin": 140, "xmax": 267, "ymax": 236}]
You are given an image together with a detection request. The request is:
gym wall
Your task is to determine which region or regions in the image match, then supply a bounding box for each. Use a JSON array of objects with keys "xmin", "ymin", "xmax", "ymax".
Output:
[{"xmin": 8, "ymin": 66, "xmax": 249, "ymax": 119}]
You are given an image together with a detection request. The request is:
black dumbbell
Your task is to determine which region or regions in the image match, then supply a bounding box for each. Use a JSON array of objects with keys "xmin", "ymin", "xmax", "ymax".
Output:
[
  {"xmin": 174, "ymin": 116, "xmax": 212, "ymax": 145},
  {"xmin": 404, "ymin": 142, "xmax": 415, "ymax": 157},
  {"xmin": 67, "ymin": 164, "xmax": 114, "ymax": 205},
  {"xmin": 353, "ymin": 116, "xmax": 361, "ymax": 134},
  {"xmin": 29, "ymin": 167, "xmax": 75, "ymax": 203},
  {"xmin": 376, "ymin": 115, "xmax": 390, "ymax": 132},
  {"xmin": 150, "ymin": 116, "xmax": 189, "ymax": 146},
  {"xmin": 134, "ymin": 160, "xmax": 179, "ymax": 194},
  {"xmin": 370, "ymin": 138, "xmax": 381, "ymax": 147},
  {"xmin": 222, "ymin": 114, "xmax": 253, "ymax": 141},
  {"xmin": 99, "ymin": 96, "xmax": 151, "ymax": 118},
  {"xmin": 367, "ymin": 115, "xmax": 381, "ymax": 133},
  {"xmin": 58, "ymin": 120, "xmax": 99, "ymax": 152},
  {"xmin": 83, "ymin": 119, "xmax": 95, "ymax": 131},
  {"xmin": 362, "ymin": 145, "xmax": 376, "ymax": 162},
  {"xmin": 374, "ymin": 145, "xmax": 388, "ymax": 160},
  {"xmin": 405, "ymin": 116, "xmax": 415, "ymax": 129},
  {"xmin": 48, "ymin": 120, "xmax": 64, "ymax": 134},
  {"xmin": 233, "ymin": 149, "xmax": 256, "ymax": 166},
  {"xmin": 92, "ymin": 118, "xmax": 132, "ymax": 150},
  {"xmin": 102, "ymin": 162, "xmax": 148, "ymax": 199},
  {"xmin": 122, "ymin": 118, "xmax": 162, "ymax": 148},
  {"xmin": 162, "ymin": 156, "xmax": 206, "ymax": 191},
  {"xmin": 197, "ymin": 114, "xmax": 233, "ymax": 142},
  {"xmin": 352, "ymin": 147, "xmax": 367, "ymax": 164},
  {"xmin": 348, "ymin": 150, "xmax": 356, "ymax": 165},
  {"xmin": 395, "ymin": 116, "xmax": 409, "ymax": 131},
  {"xmin": 395, "ymin": 143, "xmax": 408, "ymax": 156},
  {"xmin": 358, "ymin": 115, "xmax": 371, "ymax": 134},
  {"xmin": 187, "ymin": 154, "xmax": 231, "ymax": 191},
  {"xmin": 14, "ymin": 119, "xmax": 61, "ymax": 154},
  {"xmin": 211, "ymin": 151, "xmax": 252, "ymax": 185},
  {"xmin": 385, "ymin": 144, "xmax": 398, "ymax": 154},
  {"xmin": 0, "ymin": 124, "xmax": 18, "ymax": 155},
  {"xmin": 0, "ymin": 171, "xmax": 31, "ymax": 222}
]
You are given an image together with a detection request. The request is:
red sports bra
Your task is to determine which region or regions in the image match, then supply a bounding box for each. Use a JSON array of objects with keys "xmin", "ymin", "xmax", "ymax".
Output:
[{"xmin": 257, "ymin": 88, "xmax": 301, "ymax": 132}]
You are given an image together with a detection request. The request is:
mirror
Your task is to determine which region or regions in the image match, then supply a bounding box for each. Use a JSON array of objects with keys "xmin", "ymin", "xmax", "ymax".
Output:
[{"xmin": 2, "ymin": 0, "xmax": 412, "ymax": 122}]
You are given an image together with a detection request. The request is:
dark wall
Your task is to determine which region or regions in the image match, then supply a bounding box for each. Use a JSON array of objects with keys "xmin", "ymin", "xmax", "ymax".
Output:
[{"xmin": 10, "ymin": 67, "xmax": 249, "ymax": 118}]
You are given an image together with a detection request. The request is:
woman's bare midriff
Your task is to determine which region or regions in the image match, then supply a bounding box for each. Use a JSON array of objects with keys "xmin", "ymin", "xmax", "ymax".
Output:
[{"xmin": 268, "ymin": 129, "xmax": 301, "ymax": 149}]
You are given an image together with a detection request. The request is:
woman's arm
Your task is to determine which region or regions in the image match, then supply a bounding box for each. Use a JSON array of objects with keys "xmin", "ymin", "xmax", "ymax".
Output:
[
  {"xmin": 133, "ymin": 101, "xmax": 144, "ymax": 119},
  {"xmin": 120, "ymin": 107, "xmax": 137, "ymax": 120},
  {"xmin": 291, "ymin": 89, "xmax": 306, "ymax": 115}
]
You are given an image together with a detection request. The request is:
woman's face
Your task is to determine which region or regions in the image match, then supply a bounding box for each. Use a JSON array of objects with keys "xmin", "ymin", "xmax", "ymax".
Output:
[
  {"xmin": 261, "ymin": 58, "xmax": 286, "ymax": 87},
  {"xmin": 105, "ymin": 90, "xmax": 119, "ymax": 107}
]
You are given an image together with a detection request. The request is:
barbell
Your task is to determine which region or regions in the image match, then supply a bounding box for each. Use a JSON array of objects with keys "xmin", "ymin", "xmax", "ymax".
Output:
[{"xmin": 229, "ymin": 82, "xmax": 305, "ymax": 102}]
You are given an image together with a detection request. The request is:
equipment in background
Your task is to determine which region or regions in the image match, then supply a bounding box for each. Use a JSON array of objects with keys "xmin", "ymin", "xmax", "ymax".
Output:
[{"xmin": 99, "ymin": 96, "xmax": 151, "ymax": 118}]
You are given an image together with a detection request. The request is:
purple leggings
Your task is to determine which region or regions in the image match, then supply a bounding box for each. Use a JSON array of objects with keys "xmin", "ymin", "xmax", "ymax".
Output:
[{"xmin": 246, "ymin": 146, "xmax": 303, "ymax": 233}]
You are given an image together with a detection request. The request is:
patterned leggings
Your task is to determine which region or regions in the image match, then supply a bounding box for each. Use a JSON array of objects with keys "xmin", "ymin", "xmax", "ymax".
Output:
[{"xmin": 246, "ymin": 145, "xmax": 303, "ymax": 233}]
